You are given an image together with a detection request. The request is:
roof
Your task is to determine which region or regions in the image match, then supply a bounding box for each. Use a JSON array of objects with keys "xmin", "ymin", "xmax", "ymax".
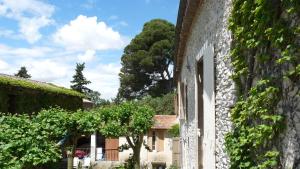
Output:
[
  {"xmin": 0, "ymin": 73, "xmax": 85, "ymax": 97},
  {"xmin": 174, "ymin": 0, "xmax": 203, "ymax": 81},
  {"xmin": 152, "ymin": 115, "xmax": 178, "ymax": 129}
]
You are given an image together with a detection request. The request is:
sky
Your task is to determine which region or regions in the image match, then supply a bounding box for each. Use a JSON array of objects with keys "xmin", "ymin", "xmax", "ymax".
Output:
[{"xmin": 0, "ymin": 0, "xmax": 179, "ymax": 99}]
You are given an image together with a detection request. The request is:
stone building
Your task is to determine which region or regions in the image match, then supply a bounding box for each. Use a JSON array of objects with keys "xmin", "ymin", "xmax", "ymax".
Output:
[{"xmin": 174, "ymin": 0, "xmax": 300, "ymax": 169}]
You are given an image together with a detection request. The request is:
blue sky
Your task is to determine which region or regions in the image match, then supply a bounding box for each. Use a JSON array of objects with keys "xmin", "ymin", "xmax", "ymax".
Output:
[{"xmin": 0, "ymin": 0, "xmax": 179, "ymax": 99}]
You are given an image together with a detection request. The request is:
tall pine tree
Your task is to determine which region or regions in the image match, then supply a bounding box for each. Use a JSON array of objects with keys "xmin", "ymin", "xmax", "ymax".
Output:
[
  {"xmin": 70, "ymin": 63, "xmax": 91, "ymax": 93},
  {"xmin": 15, "ymin": 66, "xmax": 31, "ymax": 78},
  {"xmin": 118, "ymin": 19, "xmax": 175, "ymax": 100}
]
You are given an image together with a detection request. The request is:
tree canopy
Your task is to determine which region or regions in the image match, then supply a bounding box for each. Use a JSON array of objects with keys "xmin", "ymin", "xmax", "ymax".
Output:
[
  {"xmin": 98, "ymin": 102, "xmax": 154, "ymax": 169},
  {"xmin": 138, "ymin": 92, "xmax": 175, "ymax": 115},
  {"xmin": 85, "ymin": 90, "xmax": 110, "ymax": 107},
  {"xmin": 14, "ymin": 66, "xmax": 31, "ymax": 79},
  {"xmin": 0, "ymin": 108, "xmax": 101, "ymax": 169},
  {"xmin": 70, "ymin": 63, "xmax": 91, "ymax": 93},
  {"xmin": 118, "ymin": 19, "xmax": 175, "ymax": 100}
]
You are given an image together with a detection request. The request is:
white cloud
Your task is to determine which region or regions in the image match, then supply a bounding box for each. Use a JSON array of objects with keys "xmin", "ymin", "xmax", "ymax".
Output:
[
  {"xmin": 108, "ymin": 15, "xmax": 118, "ymax": 20},
  {"xmin": 86, "ymin": 63, "xmax": 121, "ymax": 99},
  {"xmin": 0, "ymin": 59, "xmax": 9, "ymax": 70},
  {"xmin": 0, "ymin": 0, "xmax": 55, "ymax": 43},
  {"xmin": 77, "ymin": 50, "xmax": 96, "ymax": 62},
  {"xmin": 118, "ymin": 21, "xmax": 128, "ymax": 27},
  {"xmin": 53, "ymin": 15, "xmax": 126, "ymax": 51},
  {"xmin": 19, "ymin": 59, "xmax": 71, "ymax": 82},
  {"xmin": 0, "ymin": 44, "xmax": 53, "ymax": 58},
  {"xmin": 0, "ymin": 28, "xmax": 19, "ymax": 39},
  {"xmin": 81, "ymin": 0, "xmax": 96, "ymax": 9}
]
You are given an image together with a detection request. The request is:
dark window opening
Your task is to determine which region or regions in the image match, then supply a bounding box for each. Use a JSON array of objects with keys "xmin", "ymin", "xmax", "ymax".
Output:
[
  {"xmin": 197, "ymin": 59, "xmax": 204, "ymax": 169},
  {"xmin": 152, "ymin": 131, "xmax": 156, "ymax": 150}
]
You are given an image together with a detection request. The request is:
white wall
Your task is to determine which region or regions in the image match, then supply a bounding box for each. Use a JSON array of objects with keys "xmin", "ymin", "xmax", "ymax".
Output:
[
  {"xmin": 198, "ymin": 42, "xmax": 215, "ymax": 169},
  {"xmin": 119, "ymin": 132, "xmax": 173, "ymax": 168}
]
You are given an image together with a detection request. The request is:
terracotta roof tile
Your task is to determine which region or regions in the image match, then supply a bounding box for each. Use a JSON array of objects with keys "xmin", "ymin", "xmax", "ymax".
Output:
[{"xmin": 152, "ymin": 115, "xmax": 178, "ymax": 129}]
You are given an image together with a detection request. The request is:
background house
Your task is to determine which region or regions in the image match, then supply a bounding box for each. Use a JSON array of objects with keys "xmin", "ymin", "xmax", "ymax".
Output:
[
  {"xmin": 94, "ymin": 115, "xmax": 179, "ymax": 169},
  {"xmin": 0, "ymin": 73, "xmax": 84, "ymax": 114}
]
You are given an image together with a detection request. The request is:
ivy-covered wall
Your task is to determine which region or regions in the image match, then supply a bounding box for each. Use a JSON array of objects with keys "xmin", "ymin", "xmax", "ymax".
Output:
[
  {"xmin": 225, "ymin": 0, "xmax": 300, "ymax": 168},
  {"xmin": 0, "ymin": 85, "xmax": 83, "ymax": 114}
]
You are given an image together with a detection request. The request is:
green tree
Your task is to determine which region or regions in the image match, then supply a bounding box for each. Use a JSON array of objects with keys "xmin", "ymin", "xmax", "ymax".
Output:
[
  {"xmin": 138, "ymin": 92, "xmax": 175, "ymax": 115},
  {"xmin": 85, "ymin": 90, "xmax": 111, "ymax": 106},
  {"xmin": 169, "ymin": 124, "xmax": 180, "ymax": 137},
  {"xmin": 0, "ymin": 108, "xmax": 101, "ymax": 169},
  {"xmin": 14, "ymin": 66, "xmax": 31, "ymax": 78},
  {"xmin": 98, "ymin": 102, "xmax": 154, "ymax": 169},
  {"xmin": 35, "ymin": 108, "xmax": 101, "ymax": 169},
  {"xmin": 0, "ymin": 113, "xmax": 61, "ymax": 169},
  {"xmin": 70, "ymin": 63, "xmax": 91, "ymax": 93},
  {"xmin": 118, "ymin": 19, "xmax": 175, "ymax": 100}
]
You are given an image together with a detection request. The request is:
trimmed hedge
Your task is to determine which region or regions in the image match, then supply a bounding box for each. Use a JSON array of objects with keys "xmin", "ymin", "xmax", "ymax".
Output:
[
  {"xmin": 0, "ymin": 75, "xmax": 84, "ymax": 97},
  {"xmin": 0, "ymin": 75, "xmax": 84, "ymax": 114}
]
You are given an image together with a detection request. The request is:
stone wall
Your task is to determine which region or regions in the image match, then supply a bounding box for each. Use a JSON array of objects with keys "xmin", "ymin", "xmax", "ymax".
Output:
[
  {"xmin": 178, "ymin": 0, "xmax": 234, "ymax": 168},
  {"xmin": 178, "ymin": 0, "xmax": 300, "ymax": 169},
  {"xmin": 278, "ymin": 79, "xmax": 300, "ymax": 169}
]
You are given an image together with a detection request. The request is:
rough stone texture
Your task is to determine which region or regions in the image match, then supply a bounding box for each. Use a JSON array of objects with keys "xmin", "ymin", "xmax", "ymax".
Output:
[
  {"xmin": 178, "ymin": 0, "xmax": 300, "ymax": 169},
  {"xmin": 278, "ymin": 79, "xmax": 300, "ymax": 169},
  {"xmin": 178, "ymin": 0, "xmax": 234, "ymax": 168}
]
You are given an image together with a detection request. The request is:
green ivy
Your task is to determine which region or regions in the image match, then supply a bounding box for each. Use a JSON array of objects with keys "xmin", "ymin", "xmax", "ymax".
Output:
[
  {"xmin": 225, "ymin": 0, "xmax": 300, "ymax": 168},
  {"xmin": 0, "ymin": 75, "xmax": 84, "ymax": 97},
  {"xmin": 0, "ymin": 75, "xmax": 84, "ymax": 114}
]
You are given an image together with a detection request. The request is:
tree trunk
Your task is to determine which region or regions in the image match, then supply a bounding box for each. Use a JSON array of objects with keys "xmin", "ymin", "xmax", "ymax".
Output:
[
  {"xmin": 67, "ymin": 134, "xmax": 78, "ymax": 169},
  {"xmin": 133, "ymin": 146, "xmax": 141, "ymax": 169}
]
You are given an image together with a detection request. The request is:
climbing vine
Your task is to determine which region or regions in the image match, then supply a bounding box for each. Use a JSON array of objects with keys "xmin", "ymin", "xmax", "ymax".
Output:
[{"xmin": 225, "ymin": 0, "xmax": 300, "ymax": 168}]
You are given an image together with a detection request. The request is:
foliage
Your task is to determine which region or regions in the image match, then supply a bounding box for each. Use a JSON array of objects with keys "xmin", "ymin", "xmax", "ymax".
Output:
[
  {"xmin": 138, "ymin": 92, "xmax": 174, "ymax": 115},
  {"xmin": 225, "ymin": 0, "xmax": 300, "ymax": 168},
  {"xmin": 0, "ymin": 107, "xmax": 102, "ymax": 169},
  {"xmin": 0, "ymin": 86, "xmax": 83, "ymax": 114},
  {"xmin": 0, "ymin": 113, "xmax": 61, "ymax": 169},
  {"xmin": 118, "ymin": 19, "xmax": 175, "ymax": 100},
  {"xmin": 70, "ymin": 63, "xmax": 91, "ymax": 93},
  {"xmin": 0, "ymin": 75, "xmax": 84, "ymax": 97},
  {"xmin": 98, "ymin": 102, "xmax": 154, "ymax": 169},
  {"xmin": 85, "ymin": 90, "xmax": 110, "ymax": 106},
  {"xmin": 169, "ymin": 124, "xmax": 180, "ymax": 137},
  {"xmin": 14, "ymin": 66, "xmax": 31, "ymax": 79},
  {"xmin": 168, "ymin": 164, "xmax": 179, "ymax": 169}
]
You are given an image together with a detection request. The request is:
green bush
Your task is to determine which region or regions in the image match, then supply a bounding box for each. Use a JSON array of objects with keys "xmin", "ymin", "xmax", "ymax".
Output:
[
  {"xmin": 169, "ymin": 124, "xmax": 180, "ymax": 137},
  {"xmin": 0, "ymin": 86, "xmax": 83, "ymax": 114}
]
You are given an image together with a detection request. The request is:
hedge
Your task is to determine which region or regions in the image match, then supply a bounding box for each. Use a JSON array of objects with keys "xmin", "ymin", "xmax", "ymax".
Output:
[{"xmin": 0, "ymin": 75, "xmax": 84, "ymax": 114}]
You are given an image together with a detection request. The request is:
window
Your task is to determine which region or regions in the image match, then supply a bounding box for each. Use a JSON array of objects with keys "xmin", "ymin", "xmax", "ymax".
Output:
[
  {"xmin": 152, "ymin": 131, "xmax": 156, "ymax": 150},
  {"xmin": 157, "ymin": 130, "xmax": 164, "ymax": 152},
  {"xmin": 179, "ymin": 81, "xmax": 188, "ymax": 120}
]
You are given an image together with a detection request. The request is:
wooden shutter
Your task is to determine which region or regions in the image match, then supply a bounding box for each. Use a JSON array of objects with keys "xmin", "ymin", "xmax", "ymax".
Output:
[
  {"xmin": 105, "ymin": 138, "xmax": 119, "ymax": 161},
  {"xmin": 157, "ymin": 130, "xmax": 164, "ymax": 152}
]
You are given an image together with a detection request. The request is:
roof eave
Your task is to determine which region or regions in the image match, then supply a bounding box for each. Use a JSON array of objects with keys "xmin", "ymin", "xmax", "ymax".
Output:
[{"xmin": 174, "ymin": 0, "xmax": 203, "ymax": 82}]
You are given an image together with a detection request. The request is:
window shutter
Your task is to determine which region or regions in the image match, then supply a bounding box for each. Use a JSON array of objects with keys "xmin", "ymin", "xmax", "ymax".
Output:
[{"xmin": 157, "ymin": 130, "xmax": 165, "ymax": 152}]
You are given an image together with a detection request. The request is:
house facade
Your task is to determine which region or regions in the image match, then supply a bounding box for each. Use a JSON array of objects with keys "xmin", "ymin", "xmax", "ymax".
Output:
[
  {"xmin": 174, "ymin": 0, "xmax": 300, "ymax": 169},
  {"xmin": 119, "ymin": 115, "xmax": 178, "ymax": 168}
]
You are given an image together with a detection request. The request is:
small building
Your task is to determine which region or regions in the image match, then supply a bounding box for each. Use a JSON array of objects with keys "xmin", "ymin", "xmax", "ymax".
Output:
[
  {"xmin": 92, "ymin": 115, "xmax": 179, "ymax": 169},
  {"xmin": 0, "ymin": 73, "xmax": 84, "ymax": 114}
]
